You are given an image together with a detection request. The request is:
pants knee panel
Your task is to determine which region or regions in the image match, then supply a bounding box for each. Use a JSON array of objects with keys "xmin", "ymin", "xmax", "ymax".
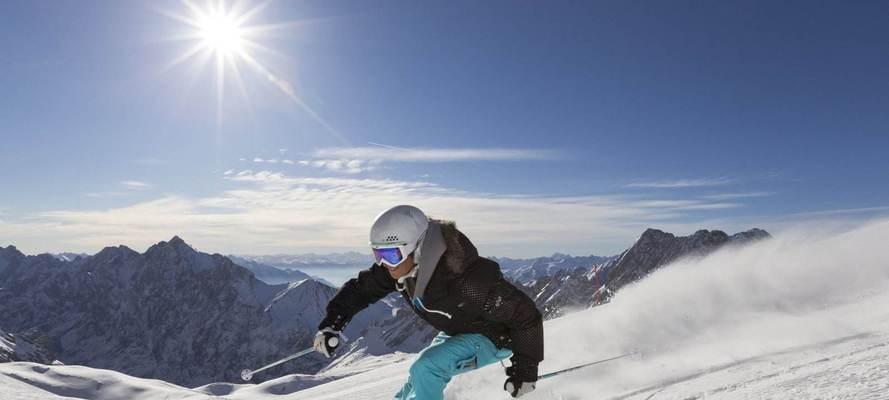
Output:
[{"xmin": 410, "ymin": 353, "xmax": 450, "ymax": 378}]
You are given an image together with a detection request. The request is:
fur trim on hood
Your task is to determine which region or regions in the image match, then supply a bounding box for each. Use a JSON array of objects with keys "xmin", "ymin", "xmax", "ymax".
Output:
[{"xmin": 431, "ymin": 219, "xmax": 478, "ymax": 276}]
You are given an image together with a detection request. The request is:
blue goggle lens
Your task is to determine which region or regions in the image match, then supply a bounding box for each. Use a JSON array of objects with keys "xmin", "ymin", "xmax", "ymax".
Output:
[{"xmin": 373, "ymin": 247, "xmax": 404, "ymax": 266}]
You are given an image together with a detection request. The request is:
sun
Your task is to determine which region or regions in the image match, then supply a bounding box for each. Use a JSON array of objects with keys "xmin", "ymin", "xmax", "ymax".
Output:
[
  {"xmin": 160, "ymin": 0, "xmax": 274, "ymax": 124},
  {"xmin": 196, "ymin": 11, "xmax": 244, "ymax": 56},
  {"xmin": 159, "ymin": 0, "xmax": 348, "ymax": 143},
  {"xmin": 169, "ymin": 0, "xmax": 256, "ymax": 63}
]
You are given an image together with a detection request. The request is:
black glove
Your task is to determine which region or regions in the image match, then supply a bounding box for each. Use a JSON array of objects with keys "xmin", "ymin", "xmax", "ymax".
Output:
[
  {"xmin": 504, "ymin": 363, "xmax": 538, "ymax": 398},
  {"xmin": 313, "ymin": 327, "xmax": 343, "ymax": 358}
]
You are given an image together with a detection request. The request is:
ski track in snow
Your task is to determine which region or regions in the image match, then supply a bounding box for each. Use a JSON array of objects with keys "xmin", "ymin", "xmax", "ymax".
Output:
[
  {"xmin": 4, "ymin": 313, "xmax": 888, "ymax": 400},
  {"xmin": 610, "ymin": 332, "xmax": 889, "ymax": 400},
  {"xmin": 2, "ymin": 219, "xmax": 889, "ymax": 400}
]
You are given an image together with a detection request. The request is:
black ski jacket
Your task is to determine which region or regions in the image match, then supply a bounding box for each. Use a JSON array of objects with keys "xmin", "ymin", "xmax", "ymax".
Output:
[{"xmin": 319, "ymin": 222, "xmax": 544, "ymax": 376}]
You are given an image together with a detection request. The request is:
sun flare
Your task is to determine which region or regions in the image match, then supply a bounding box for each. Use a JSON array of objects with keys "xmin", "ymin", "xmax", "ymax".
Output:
[
  {"xmin": 161, "ymin": 0, "xmax": 275, "ymax": 124},
  {"xmin": 162, "ymin": 1, "xmax": 273, "ymax": 78},
  {"xmin": 197, "ymin": 12, "xmax": 244, "ymax": 56},
  {"xmin": 160, "ymin": 0, "xmax": 347, "ymax": 143}
]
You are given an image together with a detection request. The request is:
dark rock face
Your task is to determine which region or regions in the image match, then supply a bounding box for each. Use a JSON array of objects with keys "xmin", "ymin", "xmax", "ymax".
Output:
[
  {"xmin": 605, "ymin": 228, "xmax": 729, "ymax": 290},
  {"xmin": 0, "ymin": 327, "xmax": 56, "ymax": 364},
  {"xmin": 0, "ymin": 238, "xmax": 335, "ymax": 386},
  {"xmin": 729, "ymin": 228, "xmax": 771, "ymax": 243},
  {"xmin": 527, "ymin": 228, "xmax": 771, "ymax": 319}
]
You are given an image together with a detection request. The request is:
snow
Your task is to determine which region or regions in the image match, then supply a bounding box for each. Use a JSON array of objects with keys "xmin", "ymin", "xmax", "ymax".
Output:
[
  {"xmin": 0, "ymin": 352, "xmax": 414, "ymax": 400},
  {"xmin": 0, "ymin": 333, "xmax": 12, "ymax": 354},
  {"xmin": 264, "ymin": 279, "xmax": 333, "ymax": 332},
  {"xmin": 2, "ymin": 219, "xmax": 889, "ymax": 399},
  {"xmin": 0, "ymin": 373, "xmax": 80, "ymax": 400},
  {"xmin": 0, "ymin": 364, "xmax": 209, "ymax": 400}
]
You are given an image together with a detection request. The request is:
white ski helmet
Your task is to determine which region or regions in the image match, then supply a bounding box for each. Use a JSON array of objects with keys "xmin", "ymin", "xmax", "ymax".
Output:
[{"xmin": 369, "ymin": 205, "xmax": 429, "ymax": 260}]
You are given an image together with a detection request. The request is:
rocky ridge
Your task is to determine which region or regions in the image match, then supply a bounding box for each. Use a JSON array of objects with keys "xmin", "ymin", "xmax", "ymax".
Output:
[{"xmin": 526, "ymin": 228, "xmax": 771, "ymax": 318}]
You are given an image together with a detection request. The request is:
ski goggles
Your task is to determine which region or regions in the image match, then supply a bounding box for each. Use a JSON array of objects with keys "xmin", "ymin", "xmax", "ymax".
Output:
[{"xmin": 371, "ymin": 244, "xmax": 410, "ymax": 268}]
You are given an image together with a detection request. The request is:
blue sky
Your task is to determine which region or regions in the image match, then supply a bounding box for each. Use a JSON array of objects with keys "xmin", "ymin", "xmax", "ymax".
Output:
[{"xmin": 1, "ymin": 0, "xmax": 888, "ymax": 257}]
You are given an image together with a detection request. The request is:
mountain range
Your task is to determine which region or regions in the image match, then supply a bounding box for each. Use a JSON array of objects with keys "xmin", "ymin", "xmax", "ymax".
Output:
[
  {"xmin": 525, "ymin": 228, "xmax": 772, "ymax": 318},
  {"xmin": 0, "ymin": 226, "xmax": 769, "ymax": 388},
  {"xmin": 226, "ymin": 255, "xmax": 328, "ymax": 286},
  {"xmin": 0, "ymin": 238, "xmax": 401, "ymax": 386},
  {"xmin": 5, "ymin": 220, "xmax": 886, "ymax": 400}
]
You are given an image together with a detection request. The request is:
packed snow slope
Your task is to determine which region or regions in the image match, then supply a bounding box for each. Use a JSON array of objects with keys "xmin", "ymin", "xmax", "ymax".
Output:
[{"xmin": 2, "ymin": 219, "xmax": 889, "ymax": 399}]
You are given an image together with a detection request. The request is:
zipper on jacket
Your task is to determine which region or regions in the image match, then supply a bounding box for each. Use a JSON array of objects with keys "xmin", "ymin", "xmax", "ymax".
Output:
[{"xmin": 412, "ymin": 297, "xmax": 453, "ymax": 320}]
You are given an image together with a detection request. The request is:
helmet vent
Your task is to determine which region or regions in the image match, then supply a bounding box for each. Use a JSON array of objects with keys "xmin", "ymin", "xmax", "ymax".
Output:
[{"xmin": 385, "ymin": 235, "xmax": 399, "ymax": 242}]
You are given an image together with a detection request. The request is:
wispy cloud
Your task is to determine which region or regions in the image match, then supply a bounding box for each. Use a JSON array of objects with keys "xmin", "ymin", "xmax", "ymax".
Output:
[
  {"xmin": 314, "ymin": 146, "xmax": 556, "ymax": 162},
  {"xmin": 308, "ymin": 159, "xmax": 379, "ymax": 174},
  {"xmin": 121, "ymin": 181, "xmax": 152, "ymax": 190},
  {"xmin": 633, "ymin": 200, "xmax": 741, "ymax": 210},
  {"xmin": 2, "ymin": 172, "xmax": 751, "ymax": 257},
  {"xmin": 250, "ymin": 145, "xmax": 557, "ymax": 175},
  {"xmin": 703, "ymin": 192, "xmax": 774, "ymax": 200},
  {"xmin": 252, "ymin": 157, "xmax": 285, "ymax": 165},
  {"xmin": 624, "ymin": 177, "xmax": 734, "ymax": 189}
]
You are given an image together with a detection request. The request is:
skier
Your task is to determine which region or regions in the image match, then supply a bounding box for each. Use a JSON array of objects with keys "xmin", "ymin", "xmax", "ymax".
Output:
[{"xmin": 314, "ymin": 205, "xmax": 543, "ymax": 399}]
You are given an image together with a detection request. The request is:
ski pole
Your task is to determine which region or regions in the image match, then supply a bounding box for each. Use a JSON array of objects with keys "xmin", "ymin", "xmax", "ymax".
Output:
[
  {"xmin": 240, "ymin": 346, "xmax": 316, "ymax": 381},
  {"xmin": 537, "ymin": 352, "xmax": 638, "ymax": 381}
]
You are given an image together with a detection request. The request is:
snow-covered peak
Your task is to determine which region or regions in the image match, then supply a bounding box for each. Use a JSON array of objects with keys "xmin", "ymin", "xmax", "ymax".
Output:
[
  {"xmin": 0, "ymin": 237, "xmax": 329, "ymax": 386},
  {"xmin": 266, "ymin": 279, "xmax": 337, "ymax": 331},
  {"xmin": 527, "ymin": 227, "xmax": 772, "ymax": 318},
  {"xmin": 608, "ymin": 227, "xmax": 764, "ymax": 291},
  {"xmin": 50, "ymin": 252, "xmax": 91, "ymax": 262},
  {"xmin": 229, "ymin": 255, "xmax": 321, "ymax": 285},
  {"xmin": 494, "ymin": 253, "xmax": 613, "ymax": 286},
  {"xmin": 240, "ymin": 252, "xmax": 370, "ymax": 267}
]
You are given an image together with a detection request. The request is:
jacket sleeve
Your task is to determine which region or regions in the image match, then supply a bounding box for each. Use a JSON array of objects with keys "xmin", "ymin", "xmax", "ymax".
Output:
[
  {"xmin": 461, "ymin": 262, "xmax": 544, "ymax": 376},
  {"xmin": 318, "ymin": 263, "xmax": 396, "ymax": 331}
]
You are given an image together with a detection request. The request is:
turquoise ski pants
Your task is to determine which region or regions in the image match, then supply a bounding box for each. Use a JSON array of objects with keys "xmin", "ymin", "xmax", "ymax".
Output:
[{"xmin": 394, "ymin": 332, "xmax": 513, "ymax": 400}]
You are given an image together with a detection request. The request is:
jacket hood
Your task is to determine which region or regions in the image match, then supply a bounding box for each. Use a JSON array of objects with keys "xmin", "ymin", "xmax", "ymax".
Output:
[
  {"xmin": 437, "ymin": 219, "xmax": 478, "ymax": 275},
  {"xmin": 411, "ymin": 219, "xmax": 478, "ymax": 301}
]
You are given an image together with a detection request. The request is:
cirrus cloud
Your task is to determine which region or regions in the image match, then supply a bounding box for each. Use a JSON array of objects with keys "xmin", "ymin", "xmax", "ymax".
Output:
[
  {"xmin": 624, "ymin": 177, "xmax": 734, "ymax": 189},
  {"xmin": 249, "ymin": 145, "xmax": 558, "ymax": 175},
  {"xmin": 0, "ymin": 171, "xmax": 749, "ymax": 257},
  {"xmin": 313, "ymin": 146, "xmax": 557, "ymax": 163}
]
